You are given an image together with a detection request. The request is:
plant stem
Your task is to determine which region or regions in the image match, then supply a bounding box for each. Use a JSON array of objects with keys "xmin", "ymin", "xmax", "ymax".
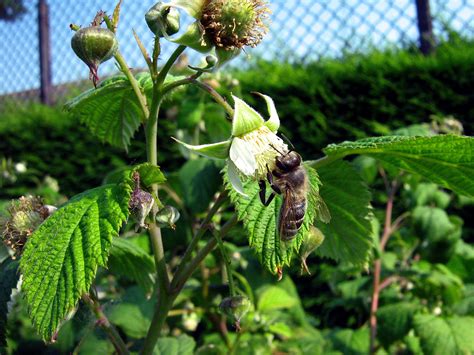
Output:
[
  {"xmin": 156, "ymin": 45, "xmax": 186, "ymax": 85},
  {"xmin": 142, "ymin": 214, "xmax": 238, "ymax": 355},
  {"xmin": 191, "ymin": 80, "xmax": 234, "ymax": 116},
  {"xmin": 214, "ymin": 228, "xmax": 236, "ymax": 296},
  {"xmin": 173, "ymin": 190, "xmax": 229, "ymax": 283},
  {"xmin": 114, "ymin": 51, "xmax": 149, "ymax": 118},
  {"xmin": 369, "ymin": 177, "xmax": 399, "ymax": 354},
  {"xmin": 82, "ymin": 294, "xmax": 129, "ymax": 355},
  {"xmin": 171, "ymin": 214, "xmax": 238, "ymax": 294},
  {"xmin": 149, "ymin": 223, "xmax": 170, "ymax": 289}
]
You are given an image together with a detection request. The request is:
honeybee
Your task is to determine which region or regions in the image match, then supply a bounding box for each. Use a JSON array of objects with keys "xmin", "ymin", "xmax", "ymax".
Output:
[{"xmin": 259, "ymin": 149, "xmax": 330, "ymax": 241}]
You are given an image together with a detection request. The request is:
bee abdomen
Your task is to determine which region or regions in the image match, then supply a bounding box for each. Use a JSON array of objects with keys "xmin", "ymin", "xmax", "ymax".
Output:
[{"xmin": 281, "ymin": 200, "xmax": 306, "ymax": 241}]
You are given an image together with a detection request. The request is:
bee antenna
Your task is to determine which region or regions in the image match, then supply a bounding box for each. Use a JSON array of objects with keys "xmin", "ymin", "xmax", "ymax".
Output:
[
  {"xmin": 269, "ymin": 144, "xmax": 284, "ymax": 155},
  {"xmin": 279, "ymin": 133, "xmax": 295, "ymax": 151}
]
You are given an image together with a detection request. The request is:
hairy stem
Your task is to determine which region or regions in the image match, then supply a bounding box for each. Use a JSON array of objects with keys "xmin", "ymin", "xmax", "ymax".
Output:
[
  {"xmin": 156, "ymin": 45, "xmax": 186, "ymax": 85},
  {"xmin": 82, "ymin": 294, "xmax": 129, "ymax": 355},
  {"xmin": 114, "ymin": 51, "xmax": 149, "ymax": 118}
]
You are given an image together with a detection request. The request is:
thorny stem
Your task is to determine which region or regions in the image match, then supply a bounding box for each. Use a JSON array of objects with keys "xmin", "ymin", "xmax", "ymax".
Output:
[
  {"xmin": 369, "ymin": 174, "xmax": 401, "ymax": 354},
  {"xmin": 82, "ymin": 294, "xmax": 129, "ymax": 355}
]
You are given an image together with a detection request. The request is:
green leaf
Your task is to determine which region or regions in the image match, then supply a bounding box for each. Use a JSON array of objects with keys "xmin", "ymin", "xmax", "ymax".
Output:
[
  {"xmin": 316, "ymin": 160, "xmax": 373, "ymax": 265},
  {"xmin": 154, "ymin": 334, "xmax": 196, "ymax": 355},
  {"xmin": 20, "ymin": 182, "xmax": 132, "ymax": 340},
  {"xmin": 108, "ymin": 286, "xmax": 154, "ymax": 339},
  {"xmin": 64, "ymin": 76, "xmax": 144, "ymax": 151},
  {"xmin": 226, "ymin": 165, "xmax": 321, "ymax": 274},
  {"xmin": 0, "ymin": 259, "xmax": 19, "ymax": 347},
  {"xmin": 322, "ymin": 135, "xmax": 474, "ymax": 197},
  {"xmin": 328, "ymin": 327, "xmax": 369, "ymax": 355},
  {"xmin": 257, "ymin": 286, "xmax": 296, "ymax": 312},
  {"xmin": 135, "ymin": 163, "xmax": 167, "ymax": 188},
  {"xmin": 108, "ymin": 238, "xmax": 155, "ymax": 295},
  {"xmin": 414, "ymin": 315, "xmax": 474, "ymax": 355},
  {"xmin": 377, "ymin": 302, "xmax": 419, "ymax": 347}
]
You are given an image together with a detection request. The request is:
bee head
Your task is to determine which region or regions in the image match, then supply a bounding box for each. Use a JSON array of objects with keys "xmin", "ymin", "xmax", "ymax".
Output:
[{"xmin": 276, "ymin": 151, "xmax": 302, "ymax": 171}]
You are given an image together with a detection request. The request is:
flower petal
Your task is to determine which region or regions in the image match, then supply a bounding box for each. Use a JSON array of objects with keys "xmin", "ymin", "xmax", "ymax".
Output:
[
  {"xmin": 172, "ymin": 137, "xmax": 231, "ymax": 159},
  {"xmin": 170, "ymin": 21, "xmax": 212, "ymax": 53},
  {"xmin": 229, "ymin": 137, "xmax": 257, "ymax": 176},
  {"xmin": 231, "ymin": 96, "xmax": 264, "ymax": 137},
  {"xmin": 169, "ymin": 0, "xmax": 206, "ymax": 19},
  {"xmin": 253, "ymin": 93, "xmax": 280, "ymax": 132},
  {"xmin": 228, "ymin": 159, "xmax": 248, "ymax": 197}
]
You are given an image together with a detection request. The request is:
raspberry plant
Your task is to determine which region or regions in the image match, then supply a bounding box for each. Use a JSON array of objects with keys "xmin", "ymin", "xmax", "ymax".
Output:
[{"xmin": 1, "ymin": 1, "xmax": 474, "ymax": 354}]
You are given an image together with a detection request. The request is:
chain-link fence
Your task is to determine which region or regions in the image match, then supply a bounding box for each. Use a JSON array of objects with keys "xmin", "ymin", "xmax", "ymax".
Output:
[{"xmin": 1, "ymin": 0, "xmax": 474, "ymax": 106}]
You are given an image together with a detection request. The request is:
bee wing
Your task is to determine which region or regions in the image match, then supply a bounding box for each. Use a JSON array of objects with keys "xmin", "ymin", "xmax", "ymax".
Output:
[
  {"xmin": 278, "ymin": 186, "xmax": 299, "ymax": 238},
  {"xmin": 315, "ymin": 192, "xmax": 331, "ymax": 224}
]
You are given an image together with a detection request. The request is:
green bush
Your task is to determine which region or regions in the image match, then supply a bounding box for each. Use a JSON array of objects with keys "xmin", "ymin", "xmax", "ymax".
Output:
[
  {"xmin": 235, "ymin": 41, "xmax": 474, "ymax": 157},
  {"xmin": 2, "ymin": 41, "xmax": 474, "ymax": 196}
]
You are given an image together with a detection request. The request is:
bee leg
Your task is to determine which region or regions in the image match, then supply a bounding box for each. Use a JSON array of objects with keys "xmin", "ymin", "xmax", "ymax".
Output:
[
  {"xmin": 266, "ymin": 170, "xmax": 282, "ymax": 195},
  {"xmin": 259, "ymin": 180, "xmax": 276, "ymax": 206}
]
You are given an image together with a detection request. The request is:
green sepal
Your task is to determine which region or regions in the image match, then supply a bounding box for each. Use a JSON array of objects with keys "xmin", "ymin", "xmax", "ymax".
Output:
[
  {"xmin": 169, "ymin": 0, "xmax": 206, "ymax": 19},
  {"xmin": 171, "ymin": 21, "xmax": 212, "ymax": 53},
  {"xmin": 257, "ymin": 93, "xmax": 280, "ymax": 132},
  {"xmin": 215, "ymin": 47, "xmax": 241, "ymax": 67},
  {"xmin": 231, "ymin": 96, "xmax": 264, "ymax": 137},
  {"xmin": 172, "ymin": 137, "xmax": 231, "ymax": 159}
]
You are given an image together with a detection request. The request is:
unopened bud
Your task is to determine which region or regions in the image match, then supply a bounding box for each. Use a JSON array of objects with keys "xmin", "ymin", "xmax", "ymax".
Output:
[
  {"xmin": 205, "ymin": 55, "xmax": 217, "ymax": 67},
  {"xmin": 155, "ymin": 205, "xmax": 180, "ymax": 229},
  {"xmin": 145, "ymin": 2, "xmax": 180, "ymax": 37},
  {"xmin": 219, "ymin": 295, "xmax": 251, "ymax": 331},
  {"xmin": 71, "ymin": 27, "xmax": 118, "ymax": 87},
  {"xmin": 299, "ymin": 226, "xmax": 325, "ymax": 275}
]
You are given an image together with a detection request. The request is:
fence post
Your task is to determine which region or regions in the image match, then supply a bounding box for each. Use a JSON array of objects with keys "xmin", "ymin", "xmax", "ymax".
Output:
[
  {"xmin": 38, "ymin": 0, "xmax": 53, "ymax": 105},
  {"xmin": 415, "ymin": 0, "xmax": 435, "ymax": 55}
]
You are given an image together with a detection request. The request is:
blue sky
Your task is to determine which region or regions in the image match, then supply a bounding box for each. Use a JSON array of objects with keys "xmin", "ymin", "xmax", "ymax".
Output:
[{"xmin": 0, "ymin": 0, "xmax": 472, "ymax": 95}]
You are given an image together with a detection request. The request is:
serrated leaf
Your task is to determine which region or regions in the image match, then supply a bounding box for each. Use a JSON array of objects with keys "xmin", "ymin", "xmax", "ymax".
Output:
[
  {"xmin": 153, "ymin": 334, "xmax": 196, "ymax": 355},
  {"xmin": 225, "ymin": 165, "xmax": 320, "ymax": 274},
  {"xmin": 0, "ymin": 259, "xmax": 19, "ymax": 347},
  {"xmin": 135, "ymin": 163, "xmax": 166, "ymax": 188},
  {"xmin": 316, "ymin": 160, "xmax": 373, "ymax": 265},
  {"xmin": 20, "ymin": 182, "xmax": 132, "ymax": 340},
  {"xmin": 321, "ymin": 135, "xmax": 474, "ymax": 197},
  {"xmin": 377, "ymin": 302, "xmax": 419, "ymax": 347},
  {"xmin": 64, "ymin": 76, "xmax": 144, "ymax": 151},
  {"xmin": 108, "ymin": 238, "xmax": 155, "ymax": 294},
  {"xmin": 414, "ymin": 315, "xmax": 474, "ymax": 355}
]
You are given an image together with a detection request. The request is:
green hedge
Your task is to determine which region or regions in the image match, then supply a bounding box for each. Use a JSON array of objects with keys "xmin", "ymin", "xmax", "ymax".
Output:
[
  {"xmin": 1, "ymin": 41, "xmax": 473, "ymax": 196},
  {"xmin": 235, "ymin": 41, "xmax": 474, "ymax": 158}
]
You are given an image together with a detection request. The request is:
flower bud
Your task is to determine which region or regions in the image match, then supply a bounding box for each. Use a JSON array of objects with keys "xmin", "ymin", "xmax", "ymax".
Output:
[
  {"xmin": 1, "ymin": 196, "xmax": 54, "ymax": 257},
  {"xmin": 155, "ymin": 205, "xmax": 180, "ymax": 229},
  {"xmin": 205, "ymin": 55, "xmax": 218, "ymax": 67},
  {"xmin": 219, "ymin": 295, "xmax": 251, "ymax": 330},
  {"xmin": 71, "ymin": 27, "xmax": 118, "ymax": 87},
  {"xmin": 299, "ymin": 226, "xmax": 325, "ymax": 275},
  {"xmin": 145, "ymin": 2, "xmax": 180, "ymax": 37}
]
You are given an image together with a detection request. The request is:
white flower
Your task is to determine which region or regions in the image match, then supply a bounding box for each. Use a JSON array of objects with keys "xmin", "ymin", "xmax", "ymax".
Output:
[{"xmin": 173, "ymin": 93, "xmax": 286, "ymax": 196}]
